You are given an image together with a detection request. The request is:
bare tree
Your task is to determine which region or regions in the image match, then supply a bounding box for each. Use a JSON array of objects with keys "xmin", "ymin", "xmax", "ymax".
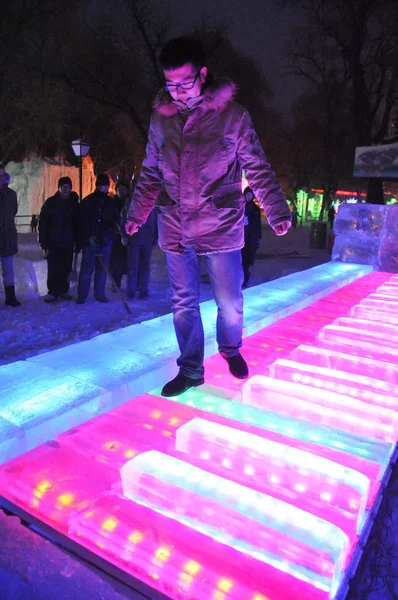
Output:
[{"xmin": 281, "ymin": 0, "xmax": 398, "ymax": 203}]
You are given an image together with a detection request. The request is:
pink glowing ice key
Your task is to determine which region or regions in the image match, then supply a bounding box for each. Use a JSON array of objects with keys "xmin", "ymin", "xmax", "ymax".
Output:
[
  {"xmin": 241, "ymin": 375, "xmax": 398, "ymax": 443},
  {"xmin": 121, "ymin": 451, "xmax": 350, "ymax": 598},
  {"xmin": 269, "ymin": 358, "xmax": 398, "ymax": 411},
  {"xmin": 350, "ymin": 304, "xmax": 398, "ymax": 326},
  {"xmin": 291, "ymin": 344, "xmax": 398, "ymax": 385},
  {"xmin": 176, "ymin": 417, "xmax": 369, "ymax": 537}
]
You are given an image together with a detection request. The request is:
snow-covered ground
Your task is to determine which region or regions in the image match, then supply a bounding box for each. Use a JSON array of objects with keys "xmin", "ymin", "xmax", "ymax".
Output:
[{"xmin": 1, "ymin": 224, "xmax": 331, "ymax": 365}]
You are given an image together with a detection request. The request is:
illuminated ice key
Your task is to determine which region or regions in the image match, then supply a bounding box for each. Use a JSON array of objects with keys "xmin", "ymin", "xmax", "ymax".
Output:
[
  {"xmin": 121, "ymin": 451, "xmax": 350, "ymax": 598},
  {"xmin": 360, "ymin": 297, "xmax": 398, "ymax": 312},
  {"xmin": 270, "ymin": 359, "xmax": 398, "ymax": 411},
  {"xmin": 291, "ymin": 344, "xmax": 398, "ymax": 385},
  {"xmin": 368, "ymin": 292, "xmax": 398, "ymax": 302},
  {"xmin": 350, "ymin": 304, "xmax": 398, "ymax": 327},
  {"xmin": 320, "ymin": 323, "xmax": 398, "ymax": 347},
  {"xmin": 319, "ymin": 325, "xmax": 398, "ymax": 363},
  {"xmin": 69, "ymin": 493, "xmax": 321, "ymax": 600},
  {"xmin": 242, "ymin": 375, "xmax": 398, "ymax": 443},
  {"xmin": 377, "ymin": 285, "xmax": 398, "ymax": 296},
  {"xmin": 334, "ymin": 317, "xmax": 398, "ymax": 338},
  {"xmin": 176, "ymin": 417, "xmax": 369, "ymax": 537},
  {"xmin": 165, "ymin": 386, "xmax": 392, "ymax": 473}
]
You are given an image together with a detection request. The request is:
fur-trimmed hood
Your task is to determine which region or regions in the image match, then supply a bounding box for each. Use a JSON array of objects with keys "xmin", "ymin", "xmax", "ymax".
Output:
[{"xmin": 153, "ymin": 78, "xmax": 238, "ymax": 116}]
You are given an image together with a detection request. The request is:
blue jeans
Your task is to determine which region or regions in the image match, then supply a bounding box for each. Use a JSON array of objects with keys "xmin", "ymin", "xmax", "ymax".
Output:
[
  {"xmin": 127, "ymin": 239, "xmax": 153, "ymax": 297},
  {"xmin": 0, "ymin": 255, "xmax": 15, "ymax": 287},
  {"xmin": 77, "ymin": 245, "xmax": 112, "ymax": 301},
  {"xmin": 166, "ymin": 247, "xmax": 244, "ymax": 379}
]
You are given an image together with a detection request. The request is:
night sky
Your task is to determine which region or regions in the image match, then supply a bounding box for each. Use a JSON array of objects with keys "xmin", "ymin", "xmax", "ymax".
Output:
[{"xmin": 166, "ymin": 0, "xmax": 303, "ymax": 115}]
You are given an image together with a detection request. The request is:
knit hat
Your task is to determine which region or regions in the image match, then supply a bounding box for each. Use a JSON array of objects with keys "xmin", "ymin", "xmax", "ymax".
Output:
[
  {"xmin": 58, "ymin": 176, "xmax": 72, "ymax": 188},
  {"xmin": 96, "ymin": 173, "xmax": 110, "ymax": 187}
]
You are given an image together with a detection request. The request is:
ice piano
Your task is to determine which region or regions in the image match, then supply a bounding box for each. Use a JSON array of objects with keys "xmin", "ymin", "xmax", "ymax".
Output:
[{"xmin": 1, "ymin": 266, "xmax": 398, "ymax": 600}]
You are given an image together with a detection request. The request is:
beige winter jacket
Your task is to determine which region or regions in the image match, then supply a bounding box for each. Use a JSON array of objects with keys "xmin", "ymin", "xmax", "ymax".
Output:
[{"xmin": 127, "ymin": 78, "xmax": 291, "ymax": 254}]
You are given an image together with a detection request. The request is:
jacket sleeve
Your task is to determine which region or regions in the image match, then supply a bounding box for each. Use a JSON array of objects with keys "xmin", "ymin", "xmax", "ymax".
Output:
[
  {"xmin": 127, "ymin": 115, "xmax": 163, "ymax": 227},
  {"xmin": 236, "ymin": 109, "xmax": 291, "ymax": 228},
  {"xmin": 38, "ymin": 201, "xmax": 49, "ymax": 248}
]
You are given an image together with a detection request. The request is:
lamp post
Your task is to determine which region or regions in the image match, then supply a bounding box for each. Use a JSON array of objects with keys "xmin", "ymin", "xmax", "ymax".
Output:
[{"xmin": 71, "ymin": 139, "xmax": 90, "ymax": 202}]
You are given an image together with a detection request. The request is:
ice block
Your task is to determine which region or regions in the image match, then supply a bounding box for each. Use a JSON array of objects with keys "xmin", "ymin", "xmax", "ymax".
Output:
[
  {"xmin": 176, "ymin": 417, "xmax": 369, "ymax": 537},
  {"xmin": 241, "ymin": 375, "xmax": 398, "ymax": 442},
  {"xmin": 319, "ymin": 325, "xmax": 398, "ymax": 363},
  {"xmin": 269, "ymin": 358, "xmax": 398, "ymax": 411},
  {"xmin": 121, "ymin": 451, "xmax": 350, "ymax": 598}
]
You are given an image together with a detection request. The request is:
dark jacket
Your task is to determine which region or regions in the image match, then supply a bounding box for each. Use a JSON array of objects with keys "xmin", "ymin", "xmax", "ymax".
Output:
[
  {"xmin": 0, "ymin": 185, "xmax": 18, "ymax": 257},
  {"xmin": 38, "ymin": 191, "xmax": 79, "ymax": 250},
  {"xmin": 122, "ymin": 198, "xmax": 157, "ymax": 246},
  {"xmin": 79, "ymin": 189, "xmax": 120, "ymax": 248},
  {"xmin": 245, "ymin": 199, "xmax": 262, "ymax": 243},
  {"xmin": 127, "ymin": 78, "xmax": 291, "ymax": 255}
]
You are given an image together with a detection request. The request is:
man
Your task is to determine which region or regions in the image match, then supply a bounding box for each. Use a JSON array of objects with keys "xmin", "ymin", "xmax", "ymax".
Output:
[
  {"xmin": 77, "ymin": 173, "xmax": 119, "ymax": 304},
  {"xmin": 109, "ymin": 181, "xmax": 130, "ymax": 290},
  {"xmin": 39, "ymin": 176, "xmax": 79, "ymax": 302},
  {"xmin": 241, "ymin": 187, "xmax": 262, "ymax": 288},
  {"xmin": 0, "ymin": 167, "xmax": 21, "ymax": 307},
  {"xmin": 125, "ymin": 37, "xmax": 291, "ymax": 397}
]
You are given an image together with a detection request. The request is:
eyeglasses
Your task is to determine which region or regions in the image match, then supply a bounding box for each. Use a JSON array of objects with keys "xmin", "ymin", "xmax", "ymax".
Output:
[{"xmin": 164, "ymin": 71, "xmax": 201, "ymax": 93}]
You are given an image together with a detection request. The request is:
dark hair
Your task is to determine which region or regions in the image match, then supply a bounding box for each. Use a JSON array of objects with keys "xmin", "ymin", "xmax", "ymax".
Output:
[
  {"xmin": 96, "ymin": 173, "xmax": 110, "ymax": 187},
  {"xmin": 58, "ymin": 176, "xmax": 72, "ymax": 188},
  {"xmin": 159, "ymin": 37, "xmax": 206, "ymax": 71}
]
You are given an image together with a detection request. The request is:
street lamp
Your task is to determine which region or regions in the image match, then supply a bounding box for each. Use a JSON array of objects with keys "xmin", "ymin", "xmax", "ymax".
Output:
[{"xmin": 71, "ymin": 139, "xmax": 90, "ymax": 202}]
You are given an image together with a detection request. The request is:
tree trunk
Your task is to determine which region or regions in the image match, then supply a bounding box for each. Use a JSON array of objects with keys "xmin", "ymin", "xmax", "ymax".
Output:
[{"xmin": 366, "ymin": 178, "xmax": 384, "ymax": 204}]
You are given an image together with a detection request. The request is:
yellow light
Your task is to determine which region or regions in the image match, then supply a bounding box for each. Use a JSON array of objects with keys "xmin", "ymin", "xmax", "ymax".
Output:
[
  {"xmin": 31, "ymin": 497, "xmax": 39, "ymax": 507},
  {"xmin": 96, "ymin": 541, "xmax": 104, "ymax": 549},
  {"xmin": 124, "ymin": 449, "xmax": 137, "ymax": 458},
  {"xmin": 34, "ymin": 480, "xmax": 52, "ymax": 498},
  {"xmin": 253, "ymin": 594, "xmax": 269, "ymax": 600},
  {"xmin": 180, "ymin": 572, "xmax": 193, "ymax": 587},
  {"xmin": 102, "ymin": 517, "xmax": 118, "ymax": 532},
  {"xmin": 184, "ymin": 560, "xmax": 201, "ymax": 575},
  {"xmin": 218, "ymin": 578, "xmax": 233, "ymax": 592},
  {"xmin": 169, "ymin": 417, "xmax": 180, "ymax": 426},
  {"xmin": 143, "ymin": 423, "xmax": 153, "ymax": 430},
  {"xmin": 215, "ymin": 373, "xmax": 222, "ymax": 378},
  {"xmin": 128, "ymin": 530, "xmax": 143, "ymax": 544},
  {"xmin": 155, "ymin": 546, "xmax": 171, "ymax": 562},
  {"xmin": 151, "ymin": 410, "xmax": 162, "ymax": 419},
  {"xmin": 104, "ymin": 440, "xmax": 120, "ymax": 452},
  {"xmin": 84, "ymin": 510, "xmax": 94, "ymax": 519},
  {"xmin": 214, "ymin": 592, "xmax": 225, "ymax": 600},
  {"xmin": 161, "ymin": 430, "xmax": 173, "ymax": 437},
  {"xmin": 58, "ymin": 493, "xmax": 74, "ymax": 506},
  {"xmin": 349, "ymin": 499, "xmax": 359, "ymax": 510}
]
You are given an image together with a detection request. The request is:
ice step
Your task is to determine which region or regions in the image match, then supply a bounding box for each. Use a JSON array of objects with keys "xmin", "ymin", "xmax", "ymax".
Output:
[
  {"xmin": 241, "ymin": 375, "xmax": 398, "ymax": 443},
  {"xmin": 334, "ymin": 317, "xmax": 398, "ymax": 338},
  {"xmin": 121, "ymin": 450, "xmax": 350, "ymax": 599},
  {"xmin": 351, "ymin": 304, "xmax": 398, "ymax": 326},
  {"xmin": 269, "ymin": 358, "xmax": 398, "ymax": 411},
  {"xmin": 176, "ymin": 417, "xmax": 369, "ymax": 537}
]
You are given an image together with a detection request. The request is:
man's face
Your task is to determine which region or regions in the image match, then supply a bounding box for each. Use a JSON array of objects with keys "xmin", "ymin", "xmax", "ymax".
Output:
[
  {"xmin": 59, "ymin": 183, "xmax": 72, "ymax": 198},
  {"xmin": 117, "ymin": 185, "xmax": 129, "ymax": 200},
  {"xmin": 164, "ymin": 62, "xmax": 207, "ymax": 104}
]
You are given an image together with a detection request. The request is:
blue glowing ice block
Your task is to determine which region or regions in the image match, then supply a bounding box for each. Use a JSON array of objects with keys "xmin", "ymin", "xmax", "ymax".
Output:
[
  {"xmin": 0, "ymin": 416, "xmax": 26, "ymax": 464},
  {"xmin": 269, "ymin": 358, "xmax": 398, "ymax": 411},
  {"xmin": 121, "ymin": 450, "xmax": 350, "ymax": 598},
  {"xmin": 160, "ymin": 386, "xmax": 392, "ymax": 470},
  {"xmin": 291, "ymin": 344, "xmax": 398, "ymax": 386},
  {"xmin": 176, "ymin": 417, "xmax": 369, "ymax": 536},
  {"xmin": 241, "ymin": 375, "xmax": 398, "ymax": 443},
  {"xmin": 0, "ymin": 360, "xmax": 112, "ymax": 451}
]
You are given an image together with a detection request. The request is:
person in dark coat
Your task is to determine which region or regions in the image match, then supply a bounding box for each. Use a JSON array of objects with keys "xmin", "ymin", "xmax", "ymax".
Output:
[
  {"xmin": 0, "ymin": 167, "xmax": 21, "ymax": 307},
  {"xmin": 77, "ymin": 173, "xmax": 120, "ymax": 304},
  {"xmin": 241, "ymin": 187, "xmax": 262, "ymax": 288},
  {"xmin": 121, "ymin": 197, "xmax": 157, "ymax": 299},
  {"xmin": 328, "ymin": 204, "xmax": 336, "ymax": 228},
  {"xmin": 108, "ymin": 181, "xmax": 130, "ymax": 289},
  {"xmin": 39, "ymin": 176, "xmax": 79, "ymax": 303}
]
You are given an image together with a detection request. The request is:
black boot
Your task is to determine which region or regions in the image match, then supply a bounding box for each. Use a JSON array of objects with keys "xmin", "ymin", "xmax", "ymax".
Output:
[{"xmin": 5, "ymin": 285, "xmax": 21, "ymax": 307}]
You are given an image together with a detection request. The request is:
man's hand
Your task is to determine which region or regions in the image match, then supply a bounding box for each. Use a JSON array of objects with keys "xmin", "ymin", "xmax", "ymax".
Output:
[
  {"xmin": 272, "ymin": 220, "xmax": 291, "ymax": 236},
  {"xmin": 125, "ymin": 221, "xmax": 139, "ymax": 236}
]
